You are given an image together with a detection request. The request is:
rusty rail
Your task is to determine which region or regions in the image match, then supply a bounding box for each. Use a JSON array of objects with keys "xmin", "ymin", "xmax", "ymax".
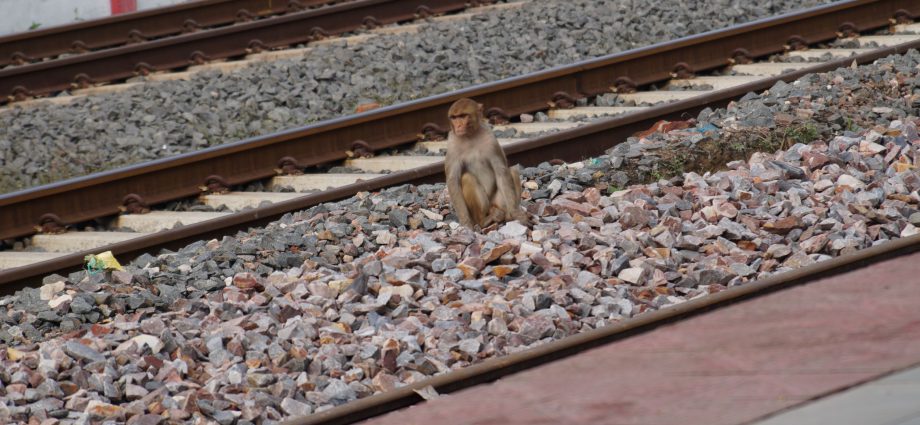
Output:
[
  {"xmin": 0, "ymin": 0, "xmax": 473, "ymax": 102},
  {"xmin": 0, "ymin": 0, "xmax": 336, "ymax": 68},
  {"xmin": 0, "ymin": 0, "xmax": 917, "ymax": 291}
]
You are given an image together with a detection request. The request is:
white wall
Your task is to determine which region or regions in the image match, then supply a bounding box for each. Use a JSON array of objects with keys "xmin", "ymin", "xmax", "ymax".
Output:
[{"xmin": 0, "ymin": 0, "xmax": 194, "ymax": 37}]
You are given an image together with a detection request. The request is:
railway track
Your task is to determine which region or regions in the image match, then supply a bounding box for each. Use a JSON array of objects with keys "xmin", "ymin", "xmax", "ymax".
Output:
[
  {"xmin": 0, "ymin": 0, "xmax": 917, "ymax": 291},
  {"xmin": 0, "ymin": 0, "xmax": 490, "ymax": 103},
  {"xmin": 0, "ymin": 0, "xmax": 527, "ymax": 110},
  {"xmin": 0, "ymin": 0, "xmax": 340, "ymax": 68}
]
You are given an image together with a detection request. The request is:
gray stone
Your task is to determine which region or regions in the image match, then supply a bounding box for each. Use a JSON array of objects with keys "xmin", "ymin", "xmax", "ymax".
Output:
[
  {"xmin": 432, "ymin": 258, "xmax": 456, "ymax": 273},
  {"xmin": 322, "ymin": 379, "xmax": 356, "ymax": 402},
  {"xmin": 69, "ymin": 296, "xmax": 93, "ymax": 314},
  {"xmin": 63, "ymin": 341, "xmax": 105, "ymax": 363}
]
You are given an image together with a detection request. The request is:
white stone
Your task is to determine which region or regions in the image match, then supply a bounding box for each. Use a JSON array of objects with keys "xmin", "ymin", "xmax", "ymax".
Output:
[
  {"xmin": 48, "ymin": 294, "xmax": 72, "ymax": 309},
  {"xmin": 518, "ymin": 242, "xmax": 542, "ymax": 256},
  {"xmin": 858, "ymin": 140, "xmax": 886, "ymax": 156},
  {"xmin": 374, "ymin": 230, "xmax": 397, "ymax": 245},
  {"xmin": 700, "ymin": 206, "xmax": 719, "ymax": 222},
  {"xmin": 531, "ymin": 229, "xmax": 548, "ymax": 242},
  {"xmin": 419, "ymin": 208, "xmax": 443, "ymax": 221},
  {"xmin": 616, "ymin": 299, "xmax": 634, "ymax": 317},
  {"xmin": 901, "ymin": 224, "xmax": 920, "ymax": 238},
  {"xmin": 379, "ymin": 285, "xmax": 414, "ymax": 299},
  {"xmin": 618, "ymin": 267, "xmax": 645, "ymax": 284},
  {"xmin": 228, "ymin": 369, "xmax": 244, "ymax": 385},
  {"xmin": 134, "ymin": 334, "xmax": 165, "ymax": 353},
  {"xmin": 836, "ymin": 174, "xmax": 866, "ymax": 190},
  {"xmin": 116, "ymin": 335, "xmax": 164, "ymax": 354},
  {"xmin": 458, "ymin": 339, "xmax": 481, "ymax": 354},
  {"xmin": 40, "ymin": 281, "xmax": 65, "ymax": 301},
  {"xmin": 499, "ymin": 221, "xmax": 528, "ymax": 238},
  {"xmin": 814, "ymin": 179, "xmax": 834, "ymax": 191},
  {"xmin": 125, "ymin": 384, "xmax": 148, "ymax": 400},
  {"xmin": 766, "ymin": 244, "xmax": 792, "ymax": 258},
  {"xmin": 864, "ymin": 130, "xmax": 883, "ymax": 143},
  {"xmin": 281, "ymin": 397, "xmax": 313, "ymax": 416}
]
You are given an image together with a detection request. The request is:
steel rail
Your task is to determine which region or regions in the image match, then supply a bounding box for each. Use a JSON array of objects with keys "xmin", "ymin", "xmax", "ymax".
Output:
[
  {"xmin": 0, "ymin": 0, "xmax": 335, "ymax": 68},
  {"xmin": 0, "ymin": 0, "xmax": 917, "ymax": 291},
  {"xmin": 0, "ymin": 0, "xmax": 473, "ymax": 102},
  {"xmin": 281, "ymin": 233, "xmax": 920, "ymax": 425}
]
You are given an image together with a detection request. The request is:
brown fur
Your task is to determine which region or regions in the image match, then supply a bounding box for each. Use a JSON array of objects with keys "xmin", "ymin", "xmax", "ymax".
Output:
[{"xmin": 445, "ymin": 98, "xmax": 529, "ymax": 229}]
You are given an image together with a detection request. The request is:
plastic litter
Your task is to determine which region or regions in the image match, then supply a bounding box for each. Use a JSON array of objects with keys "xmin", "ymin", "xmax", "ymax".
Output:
[
  {"xmin": 692, "ymin": 123, "xmax": 720, "ymax": 133},
  {"xmin": 84, "ymin": 251, "xmax": 123, "ymax": 274}
]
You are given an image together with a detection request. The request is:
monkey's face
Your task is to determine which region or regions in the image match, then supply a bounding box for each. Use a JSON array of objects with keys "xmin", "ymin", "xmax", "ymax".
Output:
[
  {"xmin": 448, "ymin": 98, "xmax": 482, "ymax": 137},
  {"xmin": 450, "ymin": 112, "xmax": 475, "ymax": 136}
]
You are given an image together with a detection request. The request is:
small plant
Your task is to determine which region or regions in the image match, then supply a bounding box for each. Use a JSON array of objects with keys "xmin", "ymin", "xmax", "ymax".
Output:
[
  {"xmin": 659, "ymin": 153, "xmax": 687, "ymax": 177},
  {"xmin": 29, "ymin": 22, "xmax": 41, "ymax": 30},
  {"xmin": 786, "ymin": 123, "xmax": 818, "ymax": 146},
  {"xmin": 843, "ymin": 116, "xmax": 860, "ymax": 133},
  {"xmin": 753, "ymin": 131, "xmax": 782, "ymax": 153},
  {"xmin": 646, "ymin": 154, "xmax": 686, "ymax": 182},
  {"xmin": 728, "ymin": 139, "xmax": 746, "ymax": 153}
]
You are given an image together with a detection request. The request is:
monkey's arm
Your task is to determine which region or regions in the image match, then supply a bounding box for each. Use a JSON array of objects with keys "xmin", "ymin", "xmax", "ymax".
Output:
[
  {"xmin": 488, "ymin": 143, "xmax": 524, "ymax": 217},
  {"xmin": 445, "ymin": 156, "xmax": 475, "ymax": 227}
]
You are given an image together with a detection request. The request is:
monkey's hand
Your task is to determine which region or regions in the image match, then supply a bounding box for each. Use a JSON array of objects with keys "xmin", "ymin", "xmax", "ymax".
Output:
[
  {"xmin": 482, "ymin": 207, "xmax": 506, "ymax": 228},
  {"xmin": 508, "ymin": 209, "xmax": 531, "ymax": 226}
]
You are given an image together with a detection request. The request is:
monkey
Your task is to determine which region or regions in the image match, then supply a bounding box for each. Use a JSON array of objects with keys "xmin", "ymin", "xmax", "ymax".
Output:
[{"xmin": 444, "ymin": 98, "xmax": 529, "ymax": 229}]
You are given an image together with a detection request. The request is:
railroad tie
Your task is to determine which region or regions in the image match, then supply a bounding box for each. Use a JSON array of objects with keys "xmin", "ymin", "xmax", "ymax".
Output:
[
  {"xmin": 787, "ymin": 48, "xmax": 872, "ymax": 60},
  {"xmin": 0, "ymin": 252, "xmax": 67, "ymax": 269},
  {"xmin": 416, "ymin": 138, "xmax": 526, "ymax": 154},
  {"xmin": 115, "ymin": 211, "xmax": 229, "ymax": 233},
  {"xmin": 493, "ymin": 121, "xmax": 583, "ymax": 134},
  {"xmin": 345, "ymin": 156, "xmax": 443, "ymax": 173},
  {"xmin": 547, "ymin": 106, "xmax": 647, "ymax": 120},
  {"xmin": 857, "ymin": 34, "xmax": 920, "ymax": 47},
  {"xmin": 30, "ymin": 231, "xmax": 148, "ymax": 253},
  {"xmin": 667, "ymin": 76, "xmax": 762, "ymax": 91},
  {"xmin": 200, "ymin": 192, "xmax": 303, "ymax": 211},
  {"xmin": 269, "ymin": 174, "xmax": 388, "ymax": 192},
  {"xmin": 731, "ymin": 62, "xmax": 817, "ymax": 77},
  {"xmin": 617, "ymin": 90, "xmax": 710, "ymax": 105}
]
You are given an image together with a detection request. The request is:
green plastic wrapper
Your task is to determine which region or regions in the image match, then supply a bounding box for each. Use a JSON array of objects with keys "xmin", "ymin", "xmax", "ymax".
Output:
[{"xmin": 84, "ymin": 250, "xmax": 123, "ymax": 274}]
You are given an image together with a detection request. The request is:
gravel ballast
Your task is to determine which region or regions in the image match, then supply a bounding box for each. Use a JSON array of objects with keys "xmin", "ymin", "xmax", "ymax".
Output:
[
  {"xmin": 1, "ymin": 50, "xmax": 920, "ymax": 423},
  {"xmin": 0, "ymin": 0, "xmax": 832, "ymax": 193}
]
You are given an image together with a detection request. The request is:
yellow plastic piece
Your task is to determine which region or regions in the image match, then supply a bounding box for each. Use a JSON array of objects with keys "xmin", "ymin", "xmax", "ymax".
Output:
[{"xmin": 84, "ymin": 250, "xmax": 124, "ymax": 273}]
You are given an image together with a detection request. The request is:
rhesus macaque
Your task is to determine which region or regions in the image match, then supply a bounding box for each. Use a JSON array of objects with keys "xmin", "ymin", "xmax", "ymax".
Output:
[{"xmin": 444, "ymin": 98, "xmax": 529, "ymax": 229}]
